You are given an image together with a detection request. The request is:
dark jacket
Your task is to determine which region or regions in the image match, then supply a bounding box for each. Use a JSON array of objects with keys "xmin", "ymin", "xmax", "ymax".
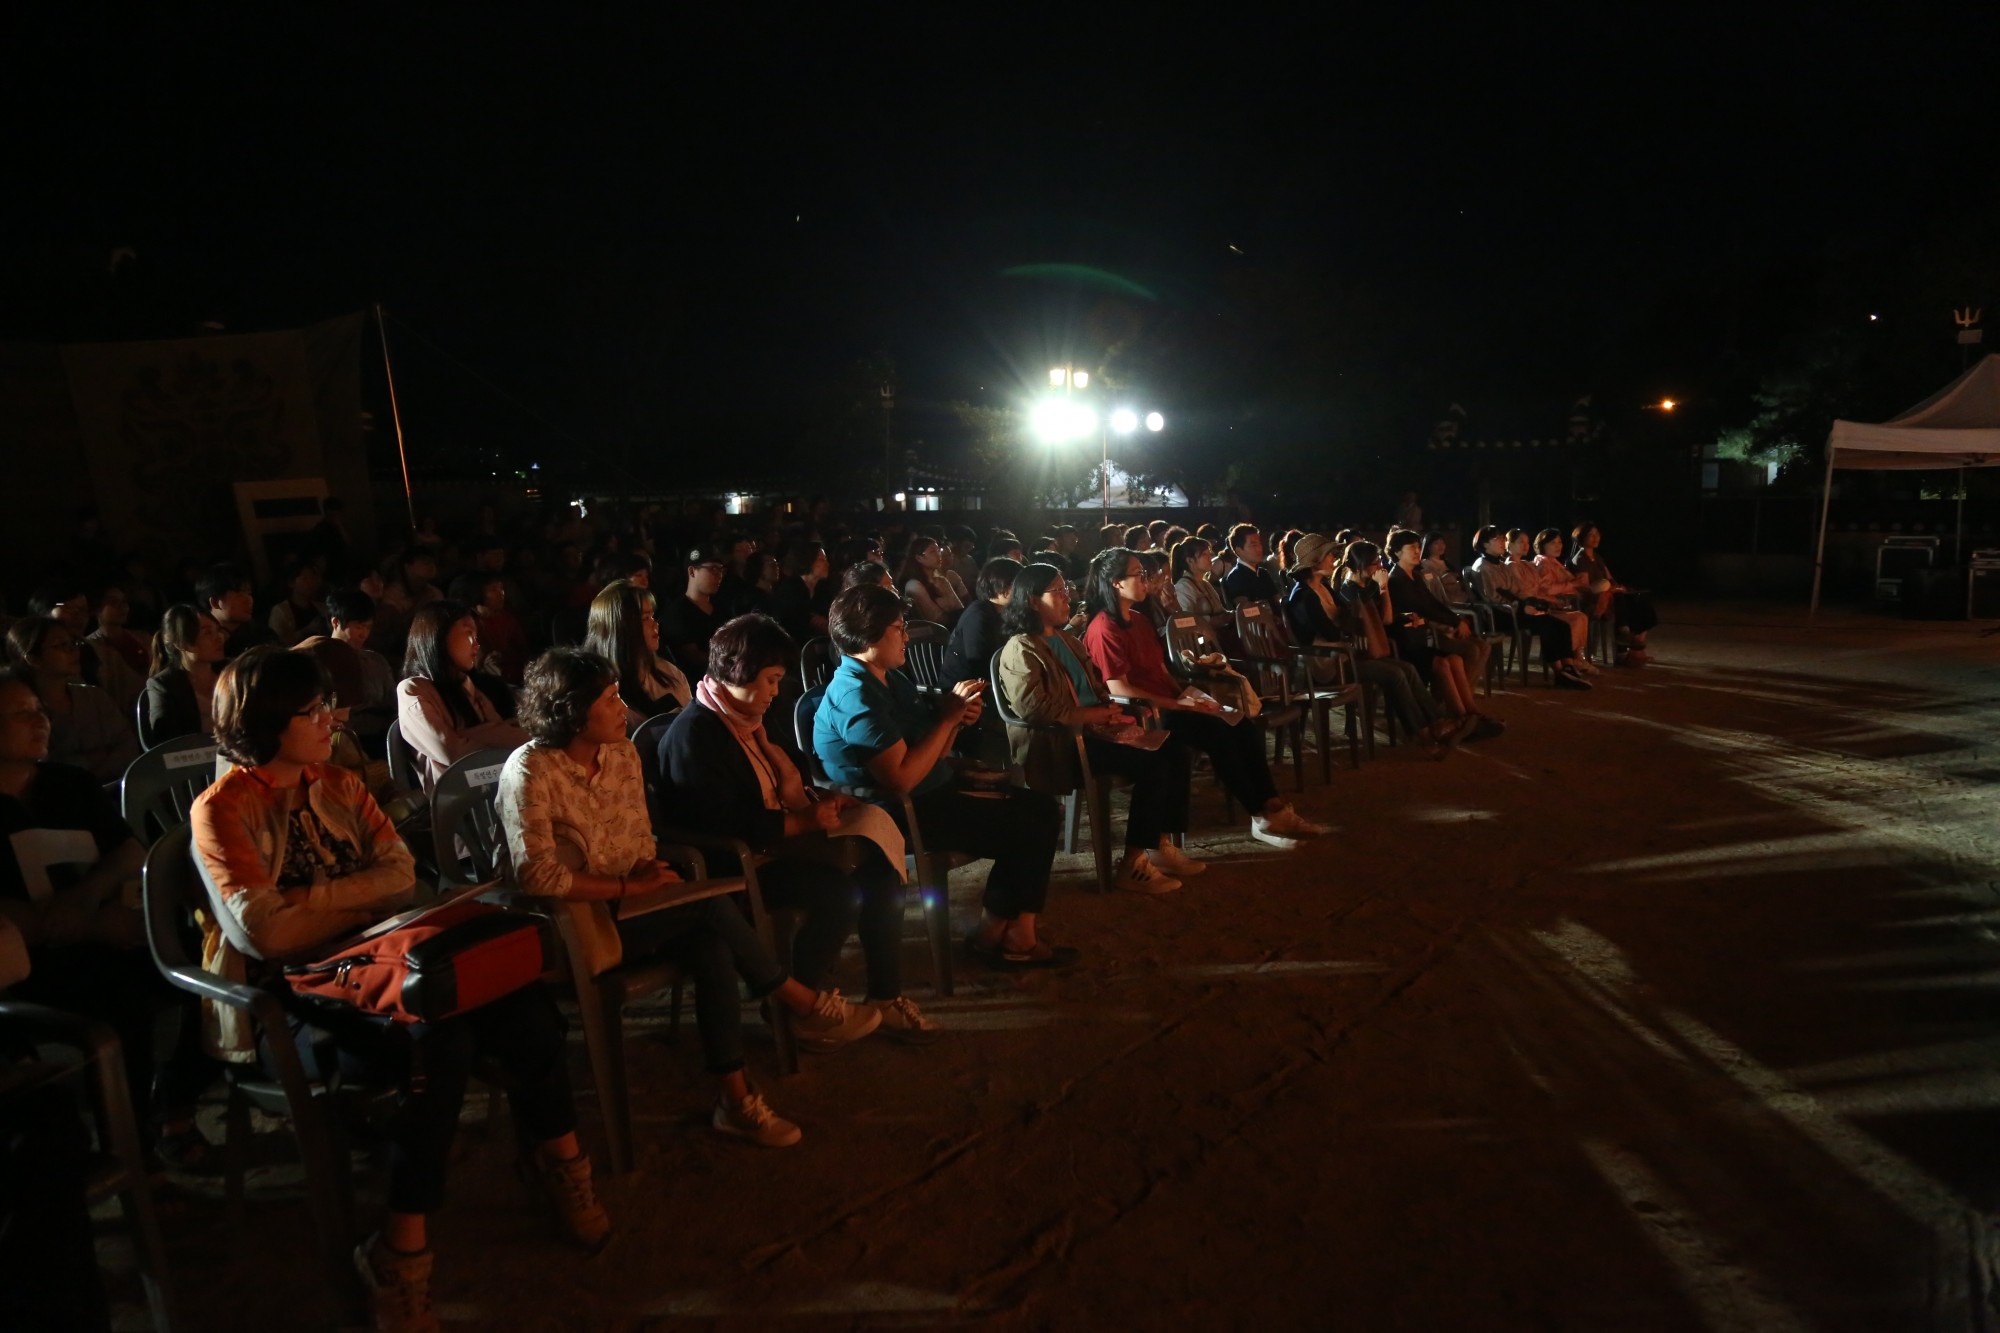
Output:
[
  {"xmin": 1387, "ymin": 567, "xmax": 1460, "ymax": 629},
  {"xmin": 1284, "ymin": 578, "xmax": 1341, "ymax": 646},
  {"xmin": 939, "ymin": 599, "xmax": 1005, "ymax": 690},
  {"xmin": 140, "ymin": 669, "xmax": 201, "ymax": 749},
  {"xmin": 653, "ymin": 700, "xmax": 786, "ymax": 874},
  {"xmin": 1221, "ymin": 561, "xmax": 1279, "ymax": 609}
]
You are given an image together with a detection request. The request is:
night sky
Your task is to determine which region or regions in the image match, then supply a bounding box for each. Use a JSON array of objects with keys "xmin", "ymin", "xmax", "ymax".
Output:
[{"xmin": 9, "ymin": 11, "xmax": 1999, "ymax": 482}]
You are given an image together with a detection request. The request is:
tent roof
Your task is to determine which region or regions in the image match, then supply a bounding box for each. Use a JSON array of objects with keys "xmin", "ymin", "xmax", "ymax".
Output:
[{"xmin": 1828, "ymin": 355, "xmax": 2000, "ymax": 469}]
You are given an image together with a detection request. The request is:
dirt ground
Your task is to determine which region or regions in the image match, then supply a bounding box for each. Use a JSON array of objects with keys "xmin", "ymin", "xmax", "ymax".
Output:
[{"xmin": 116, "ymin": 602, "xmax": 2000, "ymax": 1331}]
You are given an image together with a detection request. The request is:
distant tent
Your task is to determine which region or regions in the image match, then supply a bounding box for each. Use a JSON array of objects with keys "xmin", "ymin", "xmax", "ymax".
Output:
[{"xmin": 1811, "ymin": 355, "xmax": 2000, "ymax": 612}]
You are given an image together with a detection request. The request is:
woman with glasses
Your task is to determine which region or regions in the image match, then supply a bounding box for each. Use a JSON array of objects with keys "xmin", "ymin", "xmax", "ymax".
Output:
[
  {"xmin": 193, "ymin": 647, "xmax": 608, "ymax": 1331},
  {"xmin": 395, "ymin": 600, "xmax": 529, "ymax": 792},
  {"xmin": 1080, "ymin": 548, "xmax": 1322, "ymax": 852},
  {"xmin": 4, "ymin": 616, "xmax": 139, "ymax": 781},
  {"xmin": 582, "ymin": 579, "xmax": 690, "ymax": 730}
]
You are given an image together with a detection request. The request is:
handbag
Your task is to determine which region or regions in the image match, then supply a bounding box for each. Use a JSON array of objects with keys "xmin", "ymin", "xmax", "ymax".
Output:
[{"xmin": 283, "ymin": 891, "xmax": 553, "ymax": 1024}]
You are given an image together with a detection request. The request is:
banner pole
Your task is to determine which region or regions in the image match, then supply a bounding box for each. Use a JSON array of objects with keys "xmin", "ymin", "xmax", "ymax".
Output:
[
  {"xmin": 1809, "ymin": 443, "xmax": 1836, "ymax": 620},
  {"xmin": 375, "ymin": 303, "xmax": 418, "ymax": 533}
]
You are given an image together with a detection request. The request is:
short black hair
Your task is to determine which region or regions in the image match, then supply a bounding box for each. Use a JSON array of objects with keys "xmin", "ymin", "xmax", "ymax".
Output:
[
  {"xmin": 518, "ymin": 647, "xmax": 618, "ymax": 748},
  {"xmin": 841, "ymin": 560, "xmax": 889, "ymax": 591},
  {"xmin": 195, "ymin": 563, "xmax": 250, "ymax": 610},
  {"xmin": 975, "ymin": 557, "xmax": 1023, "ymax": 602},
  {"xmin": 1385, "ymin": 528, "xmax": 1423, "ymax": 559},
  {"xmin": 324, "ymin": 587, "xmax": 376, "ymax": 625},
  {"xmin": 828, "ymin": 584, "xmax": 903, "ymax": 656},
  {"xmin": 707, "ymin": 613, "xmax": 794, "ymax": 685},
  {"xmin": 213, "ymin": 646, "xmax": 329, "ymax": 767}
]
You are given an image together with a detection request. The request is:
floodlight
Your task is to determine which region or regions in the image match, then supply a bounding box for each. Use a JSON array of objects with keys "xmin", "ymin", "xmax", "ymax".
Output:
[
  {"xmin": 1110, "ymin": 409, "xmax": 1139, "ymax": 434},
  {"xmin": 1072, "ymin": 370, "xmax": 1089, "ymax": 389},
  {"xmin": 1049, "ymin": 368, "xmax": 1068, "ymax": 387},
  {"xmin": 1145, "ymin": 411, "xmax": 1165, "ymax": 432}
]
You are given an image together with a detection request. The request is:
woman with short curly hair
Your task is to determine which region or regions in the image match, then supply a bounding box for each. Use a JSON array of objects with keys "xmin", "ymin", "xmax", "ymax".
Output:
[{"xmin": 499, "ymin": 646, "xmax": 880, "ymax": 1151}]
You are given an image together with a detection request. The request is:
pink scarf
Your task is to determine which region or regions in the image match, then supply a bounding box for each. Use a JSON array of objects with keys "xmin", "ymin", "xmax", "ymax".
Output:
[{"xmin": 695, "ymin": 677, "xmax": 807, "ymax": 811}]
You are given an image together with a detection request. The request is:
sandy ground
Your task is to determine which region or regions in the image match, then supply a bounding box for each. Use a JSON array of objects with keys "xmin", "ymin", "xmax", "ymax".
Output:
[{"xmin": 113, "ymin": 603, "xmax": 2000, "ymax": 1331}]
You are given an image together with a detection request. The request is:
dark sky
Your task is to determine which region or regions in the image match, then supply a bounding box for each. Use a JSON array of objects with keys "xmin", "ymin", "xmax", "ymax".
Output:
[{"xmin": 8, "ymin": 10, "xmax": 1998, "ymax": 471}]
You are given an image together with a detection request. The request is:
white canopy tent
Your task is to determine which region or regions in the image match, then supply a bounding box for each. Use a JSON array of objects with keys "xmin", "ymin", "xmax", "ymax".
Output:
[{"xmin": 1810, "ymin": 355, "xmax": 2000, "ymax": 613}]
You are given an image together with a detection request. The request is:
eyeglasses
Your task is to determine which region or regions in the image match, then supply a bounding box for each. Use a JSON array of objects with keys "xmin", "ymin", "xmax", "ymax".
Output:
[{"xmin": 293, "ymin": 700, "xmax": 335, "ymax": 721}]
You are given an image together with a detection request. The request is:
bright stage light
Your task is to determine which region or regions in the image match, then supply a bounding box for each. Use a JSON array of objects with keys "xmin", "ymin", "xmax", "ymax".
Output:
[
  {"xmin": 1145, "ymin": 411, "xmax": 1165, "ymax": 432},
  {"xmin": 1110, "ymin": 408, "xmax": 1139, "ymax": 434},
  {"xmin": 1031, "ymin": 398, "xmax": 1097, "ymax": 443}
]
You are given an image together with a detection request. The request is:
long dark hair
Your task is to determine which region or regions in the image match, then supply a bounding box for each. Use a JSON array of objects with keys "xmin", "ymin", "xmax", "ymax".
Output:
[
  {"xmin": 404, "ymin": 598, "xmax": 514, "ymax": 727},
  {"xmin": 150, "ymin": 603, "xmax": 204, "ymax": 677},
  {"xmin": 1000, "ymin": 563, "xmax": 1066, "ymax": 638},
  {"xmin": 1083, "ymin": 547, "xmax": 1140, "ymax": 629},
  {"xmin": 1169, "ymin": 535, "xmax": 1211, "ymax": 583},
  {"xmin": 583, "ymin": 579, "xmax": 662, "ymax": 716},
  {"xmin": 895, "ymin": 535, "xmax": 944, "ymax": 601}
]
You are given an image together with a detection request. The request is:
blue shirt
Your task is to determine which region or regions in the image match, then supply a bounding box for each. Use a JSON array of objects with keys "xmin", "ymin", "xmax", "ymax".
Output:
[
  {"xmin": 812, "ymin": 656, "xmax": 953, "ymax": 798},
  {"xmin": 1047, "ymin": 633, "xmax": 1102, "ymax": 707}
]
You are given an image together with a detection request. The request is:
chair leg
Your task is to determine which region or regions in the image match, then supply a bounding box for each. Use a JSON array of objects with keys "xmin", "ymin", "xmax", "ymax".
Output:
[
  {"xmin": 93, "ymin": 1029, "xmax": 175, "ymax": 1332},
  {"xmin": 223, "ymin": 1082, "xmax": 251, "ymax": 1237},
  {"xmin": 1315, "ymin": 704, "xmax": 1332, "ymax": 783},
  {"xmin": 1085, "ymin": 778, "xmax": 1114, "ymax": 893},
  {"xmin": 1062, "ymin": 791, "xmax": 1083, "ymax": 854},
  {"xmin": 1290, "ymin": 718, "xmax": 1305, "ymax": 792},
  {"xmin": 921, "ymin": 876, "xmax": 954, "ymax": 997},
  {"xmin": 668, "ymin": 980, "xmax": 683, "ymax": 1037},
  {"xmin": 573, "ymin": 978, "xmax": 632, "ymax": 1173}
]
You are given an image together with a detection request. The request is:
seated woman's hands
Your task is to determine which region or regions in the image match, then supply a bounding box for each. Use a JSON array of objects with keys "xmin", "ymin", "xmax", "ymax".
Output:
[
  {"xmin": 620, "ymin": 858, "xmax": 680, "ymax": 897},
  {"xmin": 943, "ymin": 679, "xmax": 986, "ymax": 728},
  {"xmin": 1081, "ymin": 704, "xmax": 1135, "ymax": 727}
]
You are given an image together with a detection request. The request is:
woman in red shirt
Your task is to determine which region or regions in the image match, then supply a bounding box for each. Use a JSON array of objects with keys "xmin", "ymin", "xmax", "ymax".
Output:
[{"xmin": 1080, "ymin": 549, "xmax": 1322, "ymax": 851}]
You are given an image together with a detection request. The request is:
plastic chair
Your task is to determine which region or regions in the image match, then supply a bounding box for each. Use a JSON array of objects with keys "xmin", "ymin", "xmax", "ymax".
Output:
[
  {"xmin": 431, "ymin": 746, "xmax": 520, "ymax": 888},
  {"xmin": 986, "ymin": 654, "xmax": 1120, "ymax": 894},
  {"xmin": 1227, "ymin": 604, "xmax": 1309, "ymax": 792},
  {"xmin": 0, "ymin": 1000, "xmax": 176, "ymax": 1332},
  {"xmin": 1427, "ymin": 569, "xmax": 1505, "ymax": 698},
  {"xmin": 799, "ymin": 636, "xmax": 838, "ymax": 691},
  {"xmin": 902, "ymin": 620, "xmax": 950, "ymax": 696},
  {"xmin": 1464, "ymin": 563, "xmax": 1531, "ymax": 685},
  {"xmin": 384, "ymin": 719, "xmax": 421, "ymax": 793},
  {"xmin": 1269, "ymin": 606, "xmax": 1367, "ymax": 781},
  {"xmin": 793, "ymin": 687, "xmax": 955, "ymax": 996},
  {"xmin": 142, "ymin": 827, "xmax": 372, "ymax": 1321},
  {"xmin": 119, "ymin": 734, "xmax": 219, "ymax": 847}
]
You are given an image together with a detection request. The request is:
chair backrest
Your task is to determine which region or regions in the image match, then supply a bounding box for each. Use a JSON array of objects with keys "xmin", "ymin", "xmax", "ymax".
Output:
[
  {"xmin": 431, "ymin": 746, "xmax": 518, "ymax": 887},
  {"xmin": 385, "ymin": 719, "xmax": 421, "ymax": 793},
  {"xmin": 799, "ymin": 637, "xmax": 838, "ymax": 691},
  {"xmin": 792, "ymin": 686, "xmax": 829, "ymax": 781},
  {"xmin": 141, "ymin": 824, "xmax": 201, "ymax": 974},
  {"xmin": 903, "ymin": 620, "xmax": 949, "ymax": 694},
  {"xmin": 986, "ymin": 651, "xmax": 1027, "ymax": 727},
  {"xmin": 629, "ymin": 710, "xmax": 677, "ymax": 826},
  {"xmin": 1234, "ymin": 602, "xmax": 1288, "ymax": 660},
  {"xmin": 1164, "ymin": 614, "xmax": 1217, "ymax": 666},
  {"xmin": 120, "ymin": 734, "xmax": 220, "ymax": 846}
]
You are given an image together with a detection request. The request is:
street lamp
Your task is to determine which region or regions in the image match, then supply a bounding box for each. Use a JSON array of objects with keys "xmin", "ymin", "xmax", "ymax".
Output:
[{"xmin": 1041, "ymin": 366, "xmax": 1164, "ymax": 511}]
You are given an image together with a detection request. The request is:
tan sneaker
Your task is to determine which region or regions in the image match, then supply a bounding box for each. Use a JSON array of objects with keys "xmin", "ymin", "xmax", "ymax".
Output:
[
  {"xmin": 713, "ymin": 1089, "xmax": 803, "ymax": 1147},
  {"xmin": 1116, "ymin": 852, "xmax": 1181, "ymax": 895},
  {"xmin": 532, "ymin": 1146, "xmax": 612, "ymax": 1252},
  {"xmin": 792, "ymin": 988, "xmax": 881, "ymax": 1052},
  {"xmin": 355, "ymin": 1234, "xmax": 439, "ymax": 1333},
  {"xmin": 873, "ymin": 994, "xmax": 942, "ymax": 1045},
  {"xmin": 1150, "ymin": 840, "xmax": 1207, "ymax": 876}
]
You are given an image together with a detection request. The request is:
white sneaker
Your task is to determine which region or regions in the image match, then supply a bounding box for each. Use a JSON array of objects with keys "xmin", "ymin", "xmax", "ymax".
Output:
[
  {"xmin": 1151, "ymin": 840, "xmax": 1207, "ymax": 876},
  {"xmin": 792, "ymin": 988, "xmax": 881, "ymax": 1051},
  {"xmin": 1115, "ymin": 852, "xmax": 1181, "ymax": 895},
  {"xmin": 872, "ymin": 995, "xmax": 942, "ymax": 1045},
  {"xmin": 1249, "ymin": 815, "xmax": 1301, "ymax": 851},
  {"xmin": 713, "ymin": 1090, "xmax": 802, "ymax": 1147}
]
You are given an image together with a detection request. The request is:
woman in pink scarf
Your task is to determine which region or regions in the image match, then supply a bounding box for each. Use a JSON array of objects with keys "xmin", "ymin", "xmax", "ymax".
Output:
[{"xmin": 655, "ymin": 615, "xmax": 940, "ymax": 1045}]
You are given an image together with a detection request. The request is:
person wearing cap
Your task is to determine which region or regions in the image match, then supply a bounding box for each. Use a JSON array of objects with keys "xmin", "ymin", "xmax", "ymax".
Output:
[
  {"xmin": 1321, "ymin": 541, "xmax": 1474, "ymax": 752},
  {"xmin": 659, "ymin": 544, "xmax": 729, "ymax": 680}
]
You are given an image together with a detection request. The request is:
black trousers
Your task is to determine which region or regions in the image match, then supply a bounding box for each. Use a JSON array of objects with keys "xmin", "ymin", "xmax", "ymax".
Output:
[
  {"xmin": 1491, "ymin": 605, "xmax": 1574, "ymax": 666},
  {"xmin": 14, "ymin": 942, "xmax": 213, "ymax": 1131},
  {"xmin": 907, "ymin": 786, "xmax": 1061, "ymax": 919},
  {"xmin": 757, "ymin": 845, "xmax": 908, "ymax": 1000},
  {"xmin": 1163, "ymin": 710, "xmax": 1278, "ymax": 811},
  {"xmin": 1614, "ymin": 592, "xmax": 1659, "ymax": 636},
  {"xmin": 270, "ymin": 983, "xmax": 577, "ymax": 1216},
  {"xmin": 619, "ymin": 895, "xmax": 789, "ymax": 1076},
  {"xmin": 0, "ymin": 1074, "xmax": 110, "ymax": 1331},
  {"xmin": 1082, "ymin": 733, "xmax": 1191, "ymax": 849}
]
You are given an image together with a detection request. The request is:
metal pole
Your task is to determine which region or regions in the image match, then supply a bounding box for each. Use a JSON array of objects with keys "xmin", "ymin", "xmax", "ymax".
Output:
[
  {"xmin": 1101, "ymin": 424, "xmax": 1110, "ymax": 512},
  {"xmin": 374, "ymin": 303, "xmax": 418, "ymax": 533},
  {"xmin": 1808, "ymin": 442, "xmax": 1837, "ymax": 619},
  {"xmin": 1956, "ymin": 465, "xmax": 1966, "ymax": 565}
]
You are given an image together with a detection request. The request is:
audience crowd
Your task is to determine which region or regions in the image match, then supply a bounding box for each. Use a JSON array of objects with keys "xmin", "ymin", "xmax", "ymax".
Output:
[{"xmin": 0, "ymin": 496, "xmax": 1659, "ymax": 1331}]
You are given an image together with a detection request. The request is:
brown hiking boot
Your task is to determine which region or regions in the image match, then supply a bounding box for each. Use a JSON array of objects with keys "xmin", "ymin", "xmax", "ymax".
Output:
[
  {"xmin": 531, "ymin": 1146, "xmax": 612, "ymax": 1252},
  {"xmin": 355, "ymin": 1234, "xmax": 439, "ymax": 1333}
]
